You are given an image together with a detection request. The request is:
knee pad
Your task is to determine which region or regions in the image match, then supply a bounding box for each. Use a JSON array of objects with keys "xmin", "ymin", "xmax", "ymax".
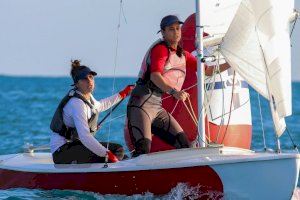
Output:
[
  {"xmin": 175, "ymin": 133, "xmax": 191, "ymax": 149},
  {"xmin": 132, "ymin": 138, "xmax": 152, "ymax": 157}
]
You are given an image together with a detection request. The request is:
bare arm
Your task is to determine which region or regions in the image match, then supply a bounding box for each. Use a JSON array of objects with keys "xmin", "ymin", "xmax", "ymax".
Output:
[
  {"xmin": 150, "ymin": 72, "xmax": 189, "ymax": 101},
  {"xmin": 205, "ymin": 62, "xmax": 231, "ymax": 76}
]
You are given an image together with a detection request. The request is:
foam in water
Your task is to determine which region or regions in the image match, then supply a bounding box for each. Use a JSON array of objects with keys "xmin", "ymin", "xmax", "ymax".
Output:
[{"xmin": 1, "ymin": 186, "xmax": 299, "ymax": 200}]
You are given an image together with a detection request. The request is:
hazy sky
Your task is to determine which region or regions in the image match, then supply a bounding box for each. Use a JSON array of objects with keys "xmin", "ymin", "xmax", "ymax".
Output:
[{"xmin": 0, "ymin": 0, "xmax": 299, "ymax": 80}]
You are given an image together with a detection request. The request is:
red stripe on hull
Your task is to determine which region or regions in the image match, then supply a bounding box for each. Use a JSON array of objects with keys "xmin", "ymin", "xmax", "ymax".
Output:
[{"xmin": 0, "ymin": 166, "xmax": 223, "ymax": 197}]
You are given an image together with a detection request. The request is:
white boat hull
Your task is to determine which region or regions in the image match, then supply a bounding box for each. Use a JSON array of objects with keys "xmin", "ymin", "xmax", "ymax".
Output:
[{"xmin": 0, "ymin": 147, "xmax": 299, "ymax": 199}]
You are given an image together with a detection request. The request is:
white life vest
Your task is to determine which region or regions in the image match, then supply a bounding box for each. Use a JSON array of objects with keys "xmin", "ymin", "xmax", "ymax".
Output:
[{"xmin": 138, "ymin": 39, "xmax": 186, "ymax": 91}]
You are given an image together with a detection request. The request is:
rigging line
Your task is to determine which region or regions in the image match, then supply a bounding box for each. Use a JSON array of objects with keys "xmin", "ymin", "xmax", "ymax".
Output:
[
  {"xmin": 290, "ymin": 12, "xmax": 298, "ymax": 38},
  {"xmin": 161, "ymin": 83, "xmax": 198, "ymax": 101},
  {"xmin": 215, "ymin": 53, "xmax": 226, "ymax": 143},
  {"xmin": 106, "ymin": 0, "xmax": 124, "ymax": 152},
  {"xmin": 196, "ymin": 78, "xmax": 217, "ymax": 146},
  {"xmin": 187, "ymin": 97, "xmax": 198, "ymax": 126},
  {"xmin": 183, "ymin": 100, "xmax": 212, "ymax": 142},
  {"xmin": 199, "ymin": 47, "xmax": 222, "ymax": 144},
  {"xmin": 101, "ymin": 83, "xmax": 200, "ymax": 125},
  {"xmin": 221, "ymin": 70, "xmax": 236, "ymax": 144},
  {"xmin": 201, "ymin": 50, "xmax": 223, "ymax": 144},
  {"xmin": 120, "ymin": 0, "xmax": 127, "ymax": 24},
  {"xmin": 257, "ymin": 92, "xmax": 267, "ymax": 150},
  {"xmin": 286, "ymin": 127, "xmax": 299, "ymax": 152},
  {"xmin": 182, "ymin": 101, "xmax": 198, "ymax": 127},
  {"xmin": 98, "ymin": 98, "xmax": 125, "ymax": 126},
  {"xmin": 195, "ymin": 69, "xmax": 214, "ymax": 146},
  {"xmin": 183, "ymin": 83, "xmax": 198, "ymax": 92},
  {"xmin": 255, "ymin": 24, "xmax": 282, "ymax": 152},
  {"xmin": 210, "ymin": 99, "xmax": 250, "ymax": 120},
  {"xmin": 101, "ymin": 114, "xmax": 126, "ymax": 125},
  {"xmin": 185, "ymin": 96, "xmax": 213, "ymax": 143},
  {"xmin": 204, "ymin": 58, "xmax": 219, "ymax": 142},
  {"xmin": 170, "ymin": 99, "xmax": 179, "ymax": 115}
]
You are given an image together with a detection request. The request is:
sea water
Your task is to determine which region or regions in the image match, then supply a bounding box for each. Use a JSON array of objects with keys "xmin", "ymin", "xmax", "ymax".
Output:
[{"xmin": 0, "ymin": 76, "xmax": 299, "ymax": 199}]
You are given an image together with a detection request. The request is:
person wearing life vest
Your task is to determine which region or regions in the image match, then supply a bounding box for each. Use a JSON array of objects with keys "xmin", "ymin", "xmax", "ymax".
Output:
[
  {"xmin": 127, "ymin": 15, "xmax": 198, "ymax": 157},
  {"xmin": 50, "ymin": 60, "xmax": 134, "ymax": 164}
]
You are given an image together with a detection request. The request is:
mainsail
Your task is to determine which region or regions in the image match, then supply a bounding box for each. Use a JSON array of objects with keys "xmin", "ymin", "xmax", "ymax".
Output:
[{"xmin": 201, "ymin": 0, "xmax": 294, "ymax": 136}]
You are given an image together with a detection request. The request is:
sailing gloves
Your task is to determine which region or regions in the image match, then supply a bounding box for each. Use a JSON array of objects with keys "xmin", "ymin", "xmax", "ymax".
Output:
[
  {"xmin": 107, "ymin": 151, "xmax": 119, "ymax": 163},
  {"xmin": 119, "ymin": 85, "xmax": 135, "ymax": 99}
]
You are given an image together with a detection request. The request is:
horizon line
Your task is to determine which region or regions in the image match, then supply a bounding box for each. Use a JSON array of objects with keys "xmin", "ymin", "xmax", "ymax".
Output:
[{"xmin": 1, "ymin": 74, "xmax": 300, "ymax": 82}]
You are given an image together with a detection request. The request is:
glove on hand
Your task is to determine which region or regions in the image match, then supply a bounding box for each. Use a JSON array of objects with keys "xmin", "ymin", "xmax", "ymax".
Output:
[
  {"xmin": 119, "ymin": 85, "xmax": 135, "ymax": 98},
  {"xmin": 107, "ymin": 151, "xmax": 119, "ymax": 163}
]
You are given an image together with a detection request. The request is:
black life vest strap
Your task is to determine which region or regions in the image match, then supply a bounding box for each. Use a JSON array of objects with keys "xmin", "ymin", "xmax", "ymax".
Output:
[
  {"xmin": 50, "ymin": 89, "xmax": 97, "ymax": 140},
  {"xmin": 68, "ymin": 91, "xmax": 97, "ymax": 131},
  {"xmin": 136, "ymin": 41, "xmax": 171, "ymax": 93}
]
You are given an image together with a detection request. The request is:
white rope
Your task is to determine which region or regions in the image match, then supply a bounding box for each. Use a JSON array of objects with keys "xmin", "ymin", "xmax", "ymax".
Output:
[
  {"xmin": 257, "ymin": 92, "xmax": 267, "ymax": 150},
  {"xmin": 106, "ymin": 0, "xmax": 125, "ymax": 151},
  {"xmin": 101, "ymin": 83, "xmax": 199, "ymax": 125},
  {"xmin": 170, "ymin": 99, "xmax": 179, "ymax": 114},
  {"xmin": 187, "ymin": 97, "xmax": 198, "ymax": 125},
  {"xmin": 182, "ymin": 99, "xmax": 198, "ymax": 126}
]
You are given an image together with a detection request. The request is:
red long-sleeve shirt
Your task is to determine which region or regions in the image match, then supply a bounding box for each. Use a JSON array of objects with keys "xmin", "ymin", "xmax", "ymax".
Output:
[{"xmin": 149, "ymin": 44, "xmax": 197, "ymax": 74}]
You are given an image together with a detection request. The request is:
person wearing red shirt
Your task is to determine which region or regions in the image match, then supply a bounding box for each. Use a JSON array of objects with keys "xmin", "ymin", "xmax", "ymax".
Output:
[{"xmin": 127, "ymin": 15, "xmax": 195, "ymax": 157}]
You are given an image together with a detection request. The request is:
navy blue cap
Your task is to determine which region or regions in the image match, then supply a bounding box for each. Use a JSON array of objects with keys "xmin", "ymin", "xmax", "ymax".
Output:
[
  {"xmin": 158, "ymin": 15, "xmax": 183, "ymax": 33},
  {"xmin": 72, "ymin": 66, "xmax": 97, "ymax": 86}
]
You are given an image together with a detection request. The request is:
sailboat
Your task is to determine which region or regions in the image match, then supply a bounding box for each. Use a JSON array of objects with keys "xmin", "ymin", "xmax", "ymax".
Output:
[{"xmin": 0, "ymin": 0, "xmax": 299, "ymax": 199}]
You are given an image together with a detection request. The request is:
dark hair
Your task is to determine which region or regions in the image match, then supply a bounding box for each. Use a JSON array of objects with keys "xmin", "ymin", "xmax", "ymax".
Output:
[
  {"xmin": 162, "ymin": 41, "xmax": 185, "ymax": 57},
  {"xmin": 70, "ymin": 59, "xmax": 85, "ymax": 77},
  {"xmin": 176, "ymin": 45, "xmax": 185, "ymax": 57},
  {"xmin": 70, "ymin": 60, "xmax": 97, "ymax": 86}
]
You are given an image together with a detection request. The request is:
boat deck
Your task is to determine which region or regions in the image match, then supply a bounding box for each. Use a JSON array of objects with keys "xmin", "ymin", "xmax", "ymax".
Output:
[{"xmin": 0, "ymin": 147, "xmax": 298, "ymax": 173}]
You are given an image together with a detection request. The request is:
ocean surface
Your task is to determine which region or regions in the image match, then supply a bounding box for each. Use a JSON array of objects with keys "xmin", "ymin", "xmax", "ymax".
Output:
[{"xmin": 0, "ymin": 75, "xmax": 300, "ymax": 199}]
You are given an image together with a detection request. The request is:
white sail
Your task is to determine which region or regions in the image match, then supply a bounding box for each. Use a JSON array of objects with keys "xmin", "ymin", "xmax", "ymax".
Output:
[
  {"xmin": 201, "ymin": 0, "xmax": 242, "ymax": 47},
  {"xmin": 219, "ymin": 0, "xmax": 294, "ymax": 136}
]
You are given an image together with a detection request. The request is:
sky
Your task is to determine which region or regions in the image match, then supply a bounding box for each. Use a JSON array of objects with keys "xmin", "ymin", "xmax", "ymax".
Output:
[{"xmin": 0, "ymin": 0, "xmax": 299, "ymax": 80}]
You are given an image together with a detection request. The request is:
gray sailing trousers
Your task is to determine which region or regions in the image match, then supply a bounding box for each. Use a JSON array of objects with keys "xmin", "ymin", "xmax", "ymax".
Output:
[{"xmin": 127, "ymin": 84, "xmax": 190, "ymax": 157}]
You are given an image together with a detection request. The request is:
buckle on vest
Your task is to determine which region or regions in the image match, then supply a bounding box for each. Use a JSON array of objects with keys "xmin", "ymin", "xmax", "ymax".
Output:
[{"xmin": 68, "ymin": 90, "xmax": 75, "ymax": 96}]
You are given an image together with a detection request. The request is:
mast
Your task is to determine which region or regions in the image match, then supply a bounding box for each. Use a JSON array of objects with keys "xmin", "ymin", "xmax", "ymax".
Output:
[{"xmin": 195, "ymin": 0, "xmax": 206, "ymax": 147}]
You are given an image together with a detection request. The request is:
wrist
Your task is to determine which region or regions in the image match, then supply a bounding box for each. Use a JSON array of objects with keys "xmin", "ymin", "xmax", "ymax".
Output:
[{"xmin": 167, "ymin": 88, "xmax": 178, "ymax": 96}]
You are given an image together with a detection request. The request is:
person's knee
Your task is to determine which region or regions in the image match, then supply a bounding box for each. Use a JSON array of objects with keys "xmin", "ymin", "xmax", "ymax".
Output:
[
  {"xmin": 132, "ymin": 138, "xmax": 152, "ymax": 157},
  {"xmin": 105, "ymin": 142, "xmax": 125, "ymax": 160},
  {"xmin": 114, "ymin": 146, "xmax": 125, "ymax": 160},
  {"xmin": 175, "ymin": 133, "xmax": 191, "ymax": 148}
]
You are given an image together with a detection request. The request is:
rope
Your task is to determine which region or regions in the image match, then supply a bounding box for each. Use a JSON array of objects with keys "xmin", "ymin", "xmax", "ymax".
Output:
[
  {"xmin": 187, "ymin": 97, "xmax": 198, "ymax": 126},
  {"xmin": 105, "ymin": 0, "xmax": 125, "ymax": 164},
  {"xmin": 100, "ymin": 83, "xmax": 199, "ymax": 125},
  {"xmin": 255, "ymin": 25, "xmax": 283, "ymax": 152},
  {"xmin": 220, "ymin": 71, "xmax": 235, "ymax": 144},
  {"xmin": 182, "ymin": 97, "xmax": 212, "ymax": 143},
  {"xmin": 257, "ymin": 92, "xmax": 267, "ymax": 150},
  {"xmin": 203, "ymin": 57, "xmax": 220, "ymax": 143},
  {"xmin": 286, "ymin": 127, "xmax": 299, "ymax": 152},
  {"xmin": 290, "ymin": 12, "xmax": 298, "ymax": 38},
  {"xmin": 170, "ymin": 99, "xmax": 179, "ymax": 114},
  {"xmin": 214, "ymin": 52, "xmax": 225, "ymax": 143},
  {"xmin": 182, "ymin": 101, "xmax": 197, "ymax": 126},
  {"xmin": 182, "ymin": 101, "xmax": 198, "ymax": 127}
]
